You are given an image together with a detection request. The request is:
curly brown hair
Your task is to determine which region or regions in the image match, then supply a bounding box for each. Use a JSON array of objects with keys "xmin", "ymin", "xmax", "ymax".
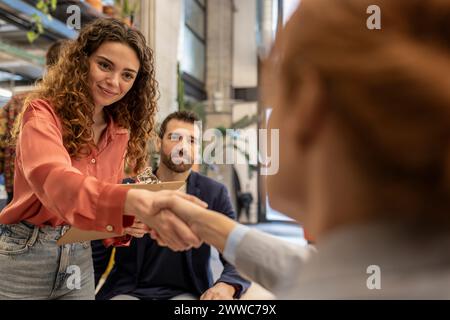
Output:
[{"xmin": 23, "ymin": 18, "xmax": 158, "ymax": 174}]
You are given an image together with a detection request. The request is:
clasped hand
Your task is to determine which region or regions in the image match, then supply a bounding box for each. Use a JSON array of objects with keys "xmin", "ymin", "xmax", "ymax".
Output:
[{"xmin": 124, "ymin": 189, "xmax": 207, "ymax": 251}]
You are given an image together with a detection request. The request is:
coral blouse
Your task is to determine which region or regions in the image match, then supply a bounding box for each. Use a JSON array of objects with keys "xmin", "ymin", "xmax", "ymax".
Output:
[{"xmin": 0, "ymin": 99, "xmax": 134, "ymax": 237}]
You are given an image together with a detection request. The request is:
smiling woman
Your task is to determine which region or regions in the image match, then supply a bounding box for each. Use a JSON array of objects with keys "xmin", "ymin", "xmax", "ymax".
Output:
[
  {"xmin": 88, "ymin": 43, "xmax": 140, "ymax": 112},
  {"xmin": 87, "ymin": 42, "xmax": 141, "ymax": 145},
  {"xmin": 21, "ymin": 19, "xmax": 157, "ymax": 173},
  {"xmin": 0, "ymin": 19, "xmax": 204, "ymax": 300}
]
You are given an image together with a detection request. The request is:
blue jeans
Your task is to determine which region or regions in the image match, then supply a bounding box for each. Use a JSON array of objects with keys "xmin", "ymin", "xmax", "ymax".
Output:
[{"xmin": 0, "ymin": 221, "xmax": 95, "ymax": 300}]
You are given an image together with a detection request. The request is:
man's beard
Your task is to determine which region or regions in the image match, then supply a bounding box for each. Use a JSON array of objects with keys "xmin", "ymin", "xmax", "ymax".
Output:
[{"xmin": 160, "ymin": 150, "xmax": 193, "ymax": 173}]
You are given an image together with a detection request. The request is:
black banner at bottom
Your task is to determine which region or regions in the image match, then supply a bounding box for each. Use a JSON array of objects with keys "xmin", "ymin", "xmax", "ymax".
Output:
[{"xmin": 1, "ymin": 300, "xmax": 448, "ymax": 319}]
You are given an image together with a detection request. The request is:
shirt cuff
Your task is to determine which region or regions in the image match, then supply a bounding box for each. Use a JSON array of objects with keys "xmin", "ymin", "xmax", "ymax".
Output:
[
  {"xmin": 103, "ymin": 234, "xmax": 132, "ymax": 248},
  {"xmin": 95, "ymin": 184, "xmax": 130, "ymax": 234},
  {"xmin": 223, "ymin": 224, "xmax": 250, "ymax": 265}
]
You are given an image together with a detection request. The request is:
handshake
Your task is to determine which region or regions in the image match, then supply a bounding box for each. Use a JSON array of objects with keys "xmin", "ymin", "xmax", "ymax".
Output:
[{"xmin": 123, "ymin": 189, "xmax": 216, "ymax": 251}]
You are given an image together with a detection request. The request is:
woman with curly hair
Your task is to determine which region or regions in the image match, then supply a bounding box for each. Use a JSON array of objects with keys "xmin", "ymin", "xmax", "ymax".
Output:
[{"xmin": 0, "ymin": 19, "xmax": 203, "ymax": 300}]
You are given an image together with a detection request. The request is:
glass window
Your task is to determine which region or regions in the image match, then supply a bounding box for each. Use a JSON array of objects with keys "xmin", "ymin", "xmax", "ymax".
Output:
[
  {"xmin": 283, "ymin": 0, "xmax": 301, "ymax": 24},
  {"xmin": 185, "ymin": 0, "xmax": 205, "ymax": 40},
  {"xmin": 197, "ymin": 0, "xmax": 206, "ymax": 8},
  {"xmin": 181, "ymin": 28, "xmax": 205, "ymax": 82}
]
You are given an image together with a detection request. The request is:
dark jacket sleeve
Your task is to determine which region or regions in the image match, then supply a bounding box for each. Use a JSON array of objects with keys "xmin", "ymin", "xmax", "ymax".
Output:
[{"xmin": 213, "ymin": 185, "xmax": 251, "ymax": 298}]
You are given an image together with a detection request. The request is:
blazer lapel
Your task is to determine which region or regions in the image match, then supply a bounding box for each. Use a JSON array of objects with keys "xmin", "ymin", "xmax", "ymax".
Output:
[{"xmin": 187, "ymin": 171, "xmax": 201, "ymax": 198}]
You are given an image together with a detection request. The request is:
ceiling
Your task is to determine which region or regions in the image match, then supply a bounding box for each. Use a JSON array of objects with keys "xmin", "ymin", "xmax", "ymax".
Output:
[{"xmin": 0, "ymin": 0, "xmax": 103, "ymax": 96}]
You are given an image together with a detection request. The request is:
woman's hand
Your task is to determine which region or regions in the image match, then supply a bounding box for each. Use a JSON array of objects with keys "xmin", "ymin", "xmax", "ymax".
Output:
[
  {"xmin": 151, "ymin": 194, "xmax": 238, "ymax": 253},
  {"xmin": 124, "ymin": 189, "xmax": 207, "ymax": 251},
  {"xmin": 123, "ymin": 219, "xmax": 150, "ymax": 238},
  {"xmin": 200, "ymin": 282, "xmax": 236, "ymax": 300}
]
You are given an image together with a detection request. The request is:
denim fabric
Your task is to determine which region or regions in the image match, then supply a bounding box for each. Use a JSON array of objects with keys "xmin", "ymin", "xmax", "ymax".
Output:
[{"xmin": 0, "ymin": 221, "xmax": 94, "ymax": 300}]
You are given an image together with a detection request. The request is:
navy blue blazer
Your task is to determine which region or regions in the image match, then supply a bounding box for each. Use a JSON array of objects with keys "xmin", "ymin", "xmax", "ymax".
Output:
[{"xmin": 92, "ymin": 171, "xmax": 250, "ymax": 300}]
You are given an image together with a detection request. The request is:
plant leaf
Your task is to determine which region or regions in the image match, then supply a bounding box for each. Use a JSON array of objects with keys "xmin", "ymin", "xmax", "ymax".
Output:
[
  {"xmin": 36, "ymin": 0, "xmax": 45, "ymax": 10},
  {"xmin": 51, "ymin": 0, "xmax": 58, "ymax": 11},
  {"xmin": 27, "ymin": 31, "xmax": 38, "ymax": 43},
  {"xmin": 37, "ymin": 22, "xmax": 44, "ymax": 34}
]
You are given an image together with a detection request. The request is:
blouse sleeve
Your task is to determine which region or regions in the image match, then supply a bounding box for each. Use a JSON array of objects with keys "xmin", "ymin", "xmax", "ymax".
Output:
[
  {"xmin": 18, "ymin": 101, "xmax": 131, "ymax": 234},
  {"xmin": 102, "ymin": 159, "xmax": 133, "ymax": 247}
]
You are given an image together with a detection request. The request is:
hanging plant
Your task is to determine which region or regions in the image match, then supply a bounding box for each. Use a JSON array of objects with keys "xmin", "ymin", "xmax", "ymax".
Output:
[{"xmin": 27, "ymin": 0, "xmax": 58, "ymax": 43}]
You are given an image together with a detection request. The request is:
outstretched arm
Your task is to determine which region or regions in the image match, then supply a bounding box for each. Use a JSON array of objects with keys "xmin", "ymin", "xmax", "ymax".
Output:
[{"xmin": 151, "ymin": 196, "xmax": 312, "ymax": 293}]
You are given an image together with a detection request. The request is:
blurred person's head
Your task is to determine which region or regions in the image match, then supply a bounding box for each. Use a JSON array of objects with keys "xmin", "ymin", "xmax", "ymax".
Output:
[
  {"xmin": 45, "ymin": 40, "xmax": 67, "ymax": 67},
  {"xmin": 158, "ymin": 111, "xmax": 201, "ymax": 173},
  {"xmin": 265, "ymin": 0, "xmax": 450, "ymax": 239},
  {"xmin": 23, "ymin": 19, "xmax": 158, "ymax": 174},
  {"xmin": 5, "ymin": 40, "xmax": 67, "ymax": 146}
]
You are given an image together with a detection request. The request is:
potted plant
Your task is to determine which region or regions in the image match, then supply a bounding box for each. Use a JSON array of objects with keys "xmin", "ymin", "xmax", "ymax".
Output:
[
  {"xmin": 85, "ymin": 0, "xmax": 103, "ymax": 12},
  {"xmin": 28, "ymin": 0, "xmax": 58, "ymax": 43}
]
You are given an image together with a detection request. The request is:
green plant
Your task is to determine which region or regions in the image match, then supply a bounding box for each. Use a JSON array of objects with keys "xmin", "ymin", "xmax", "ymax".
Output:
[
  {"xmin": 176, "ymin": 61, "xmax": 258, "ymax": 178},
  {"xmin": 217, "ymin": 116, "xmax": 259, "ymax": 180},
  {"xmin": 114, "ymin": 0, "xmax": 140, "ymax": 24},
  {"xmin": 176, "ymin": 62, "xmax": 185, "ymax": 111},
  {"xmin": 177, "ymin": 62, "xmax": 206, "ymax": 123},
  {"xmin": 28, "ymin": 0, "xmax": 58, "ymax": 43}
]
